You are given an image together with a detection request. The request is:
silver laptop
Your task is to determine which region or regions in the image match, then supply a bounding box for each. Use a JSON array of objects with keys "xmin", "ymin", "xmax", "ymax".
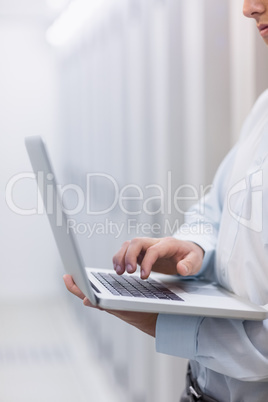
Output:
[{"xmin": 25, "ymin": 136, "xmax": 268, "ymax": 320}]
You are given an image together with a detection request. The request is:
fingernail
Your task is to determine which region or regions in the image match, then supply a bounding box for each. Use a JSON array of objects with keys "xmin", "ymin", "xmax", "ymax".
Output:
[
  {"xmin": 181, "ymin": 264, "xmax": 189, "ymax": 274},
  {"xmin": 141, "ymin": 270, "xmax": 145, "ymax": 279},
  {"xmin": 116, "ymin": 265, "xmax": 122, "ymax": 274},
  {"xmin": 126, "ymin": 264, "xmax": 133, "ymax": 273}
]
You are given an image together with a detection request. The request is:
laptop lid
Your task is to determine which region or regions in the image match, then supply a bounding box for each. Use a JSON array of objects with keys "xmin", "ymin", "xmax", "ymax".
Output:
[{"xmin": 25, "ymin": 136, "xmax": 97, "ymax": 305}]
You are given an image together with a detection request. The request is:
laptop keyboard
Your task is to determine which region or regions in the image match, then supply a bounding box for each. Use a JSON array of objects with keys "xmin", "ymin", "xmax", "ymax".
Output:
[{"xmin": 92, "ymin": 272, "xmax": 183, "ymax": 301}]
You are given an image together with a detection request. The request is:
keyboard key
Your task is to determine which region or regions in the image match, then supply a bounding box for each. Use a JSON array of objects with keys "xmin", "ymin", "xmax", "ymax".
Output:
[{"xmin": 91, "ymin": 272, "xmax": 183, "ymax": 301}]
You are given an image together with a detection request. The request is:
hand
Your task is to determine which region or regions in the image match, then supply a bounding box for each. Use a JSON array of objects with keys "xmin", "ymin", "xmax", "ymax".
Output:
[
  {"xmin": 63, "ymin": 274, "xmax": 158, "ymax": 337},
  {"xmin": 113, "ymin": 237, "xmax": 204, "ymax": 279}
]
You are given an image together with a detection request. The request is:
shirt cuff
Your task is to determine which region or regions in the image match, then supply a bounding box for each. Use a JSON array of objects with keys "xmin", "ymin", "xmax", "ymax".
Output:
[{"xmin": 155, "ymin": 313, "xmax": 203, "ymax": 359}]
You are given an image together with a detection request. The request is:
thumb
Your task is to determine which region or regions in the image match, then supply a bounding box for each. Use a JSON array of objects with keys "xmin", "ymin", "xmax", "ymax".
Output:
[
  {"xmin": 177, "ymin": 249, "xmax": 203, "ymax": 276},
  {"xmin": 176, "ymin": 260, "xmax": 191, "ymax": 276}
]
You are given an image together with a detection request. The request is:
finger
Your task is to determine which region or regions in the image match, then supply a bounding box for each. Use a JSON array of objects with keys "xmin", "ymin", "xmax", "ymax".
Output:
[
  {"xmin": 83, "ymin": 297, "xmax": 95, "ymax": 307},
  {"xmin": 125, "ymin": 238, "xmax": 159, "ymax": 275},
  {"xmin": 176, "ymin": 250, "xmax": 203, "ymax": 276},
  {"xmin": 83, "ymin": 297, "xmax": 104, "ymax": 311},
  {"xmin": 112, "ymin": 240, "xmax": 130, "ymax": 275},
  {"xmin": 63, "ymin": 274, "xmax": 86, "ymax": 300},
  {"xmin": 139, "ymin": 239, "xmax": 169, "ymax": 279}
]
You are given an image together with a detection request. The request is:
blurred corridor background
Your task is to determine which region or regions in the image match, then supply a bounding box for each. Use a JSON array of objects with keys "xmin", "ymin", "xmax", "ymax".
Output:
[{"xmin": 1, "ymin": 0, "xmax": 268, "ymax": 401}]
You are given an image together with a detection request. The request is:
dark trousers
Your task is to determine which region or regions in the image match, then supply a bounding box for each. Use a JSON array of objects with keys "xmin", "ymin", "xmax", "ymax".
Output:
[{"xmin": 180, "ymin": 364, "xmax": 218, "ymax": 402}]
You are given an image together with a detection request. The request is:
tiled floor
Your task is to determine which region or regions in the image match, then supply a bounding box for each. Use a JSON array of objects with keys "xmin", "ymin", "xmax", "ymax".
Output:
[{"xmin": 0, "ymin": 295, "xmax": 124, "ymax": 402}]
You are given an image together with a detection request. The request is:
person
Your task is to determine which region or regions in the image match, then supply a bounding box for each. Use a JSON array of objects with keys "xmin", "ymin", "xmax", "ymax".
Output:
[{"xmin": 64, "ymin": 0, "xmax": 268, "ymax": 400}]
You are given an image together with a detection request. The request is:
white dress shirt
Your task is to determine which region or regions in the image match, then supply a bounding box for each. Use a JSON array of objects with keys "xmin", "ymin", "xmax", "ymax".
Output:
[{"xmin": 155, "ymin": 89, "xmax": 268, "ymax": 401}]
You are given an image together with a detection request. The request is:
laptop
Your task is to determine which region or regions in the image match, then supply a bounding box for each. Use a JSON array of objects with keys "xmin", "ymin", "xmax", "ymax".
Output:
[{"xmin": 25, "ymin": 136, "xmax": 268, "ymax": 320}]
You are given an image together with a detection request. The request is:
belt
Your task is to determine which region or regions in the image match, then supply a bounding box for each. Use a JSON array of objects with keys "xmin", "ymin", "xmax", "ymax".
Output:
[{"xmin": 181, "ymin": 364, "xmax": 219, "ymax": 402}]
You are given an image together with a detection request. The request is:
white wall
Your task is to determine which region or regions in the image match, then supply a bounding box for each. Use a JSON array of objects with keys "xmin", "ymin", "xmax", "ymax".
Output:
[{"xmin": 0, "ymin": 15, "xmax": 62, "ymax": 298}]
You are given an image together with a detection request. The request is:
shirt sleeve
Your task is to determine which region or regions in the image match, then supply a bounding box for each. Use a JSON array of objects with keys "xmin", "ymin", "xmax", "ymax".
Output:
[{"xmin": 156, "ymin": 314, "xmax": 268, "ymax": 381}]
